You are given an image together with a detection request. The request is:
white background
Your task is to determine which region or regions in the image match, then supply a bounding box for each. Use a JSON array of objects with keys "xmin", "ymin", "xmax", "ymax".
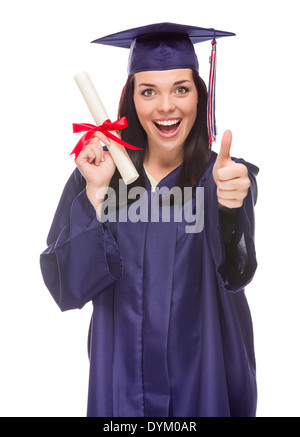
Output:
[{"xmin": 0, "ymin": 0, "xmax": 299, "ymax": 417}]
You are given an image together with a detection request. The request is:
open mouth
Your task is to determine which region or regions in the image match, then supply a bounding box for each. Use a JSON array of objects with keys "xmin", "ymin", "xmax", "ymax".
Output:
[{"xmin": 153, "ymin": 118, "xmax": 182, "ymax": 138}]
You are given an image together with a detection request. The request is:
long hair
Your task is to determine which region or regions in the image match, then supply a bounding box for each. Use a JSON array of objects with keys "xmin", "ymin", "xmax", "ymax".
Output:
[{"xmin": 109, "ymin": 70, "xmax": 211, "ymax": 203}]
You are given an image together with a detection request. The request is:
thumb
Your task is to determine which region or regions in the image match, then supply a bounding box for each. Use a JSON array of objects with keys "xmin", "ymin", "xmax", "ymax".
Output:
[{"xmin": 217, "ymin": 129, "xmax": 232, "ymax": 166}]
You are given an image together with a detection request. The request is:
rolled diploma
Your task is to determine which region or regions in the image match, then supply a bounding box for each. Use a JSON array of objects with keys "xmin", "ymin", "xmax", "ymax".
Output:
[{"xmin": 74, "ymin": 71, "xmax": 139, "ymax": 185}]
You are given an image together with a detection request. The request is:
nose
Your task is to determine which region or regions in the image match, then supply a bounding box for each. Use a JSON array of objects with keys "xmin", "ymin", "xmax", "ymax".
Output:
[{"xmin": 157, "ymin": 94, "xmax": 175, "ymax": 114}]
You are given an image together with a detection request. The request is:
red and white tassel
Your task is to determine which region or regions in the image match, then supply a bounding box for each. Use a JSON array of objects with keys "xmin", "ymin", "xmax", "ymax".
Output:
[{"xmin": 207, "ymin": 39, "xmax": 217, "ymax": 145}]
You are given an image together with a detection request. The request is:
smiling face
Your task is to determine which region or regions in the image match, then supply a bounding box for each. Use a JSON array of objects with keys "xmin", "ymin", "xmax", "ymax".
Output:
[{"xmin": 133, "ymin": 69, "xmax": 198, "ymax": 159}]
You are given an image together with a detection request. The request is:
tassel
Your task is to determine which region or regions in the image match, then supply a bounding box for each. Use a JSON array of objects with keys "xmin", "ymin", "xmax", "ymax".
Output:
[{"xmin": 207, "ymin": 39, "xmax": 217, "ymax": 145}]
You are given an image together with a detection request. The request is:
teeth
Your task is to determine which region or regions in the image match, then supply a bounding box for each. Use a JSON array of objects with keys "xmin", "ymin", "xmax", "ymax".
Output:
[{"xmin": 155, "ymin": 119, "xmax": 180, "ymax": 126}]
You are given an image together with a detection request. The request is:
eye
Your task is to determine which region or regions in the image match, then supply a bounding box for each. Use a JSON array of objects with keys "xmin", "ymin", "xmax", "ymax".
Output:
[
  {"xmin": 175, "ymin": 87, "xmax": 189, "ymax": 95},
  {"xmin": 142, "ymin": 89, "xmax": 156, "ymax": 97}
]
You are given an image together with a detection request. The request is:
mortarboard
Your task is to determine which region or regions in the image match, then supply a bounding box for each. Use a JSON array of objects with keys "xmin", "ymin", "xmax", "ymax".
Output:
[{"xmin": 92, "ymin": 23, "xmax": 235, "ymax": 144}]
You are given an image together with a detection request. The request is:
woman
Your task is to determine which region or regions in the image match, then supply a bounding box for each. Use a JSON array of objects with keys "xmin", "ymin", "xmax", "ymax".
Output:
[{"xmin": 40, "ymin": 23, "xmax": 259, "ymax": 417}]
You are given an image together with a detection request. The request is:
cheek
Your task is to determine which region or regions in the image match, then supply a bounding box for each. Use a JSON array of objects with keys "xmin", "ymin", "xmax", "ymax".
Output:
[{"xmin": 134, "ymin": 99, "xmax": 153, "ymax": 131}]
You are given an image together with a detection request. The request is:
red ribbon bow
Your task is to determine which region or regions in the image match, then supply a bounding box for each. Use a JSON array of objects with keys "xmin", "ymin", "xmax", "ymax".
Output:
[{"xmin": 71, "ymin": 117, "xmax": 142, "ymax": 159}]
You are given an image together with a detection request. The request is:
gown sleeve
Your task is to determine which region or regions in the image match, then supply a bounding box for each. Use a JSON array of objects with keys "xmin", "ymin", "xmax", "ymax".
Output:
[
  {"xmin": 40, "ymin": 168, "xmax": 123, "ymax": 311},
  {"xmin": 204, "ymin": 158, "xmax": 259, "ymax": 292}
]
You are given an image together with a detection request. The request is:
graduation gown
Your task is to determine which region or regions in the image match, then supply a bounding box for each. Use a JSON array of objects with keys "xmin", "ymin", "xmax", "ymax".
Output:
[{"xmin": 40, "ymin": 151, "xmax": 259, "ymax": 417}]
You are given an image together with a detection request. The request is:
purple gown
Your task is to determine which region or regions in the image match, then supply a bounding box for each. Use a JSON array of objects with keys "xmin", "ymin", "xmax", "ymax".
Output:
[{"xmin": 40, "ymin": 152, "xmax": 259, "ymax": 417}]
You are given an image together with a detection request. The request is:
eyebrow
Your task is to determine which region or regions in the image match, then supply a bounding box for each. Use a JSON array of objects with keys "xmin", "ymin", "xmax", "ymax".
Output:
[{"xmin": 138, "ymin": 79, "xmax": 192, "ymax": 87}]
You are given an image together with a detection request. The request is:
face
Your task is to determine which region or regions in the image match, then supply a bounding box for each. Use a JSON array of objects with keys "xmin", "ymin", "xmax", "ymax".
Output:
[{"xmin": 133, "ymin": 69, "xmax": 198, "ymax": 156}]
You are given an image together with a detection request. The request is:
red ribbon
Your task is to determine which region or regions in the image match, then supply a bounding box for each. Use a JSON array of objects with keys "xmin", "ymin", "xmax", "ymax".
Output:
[{"xmin": 71, "ymin": 117, "xmax": 142, "ymax": 159}]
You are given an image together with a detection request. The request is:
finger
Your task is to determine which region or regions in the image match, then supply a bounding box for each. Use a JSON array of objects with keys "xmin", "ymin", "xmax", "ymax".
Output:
[
  {"xmin": 218, "ymin": 176, "xmax": 250, "ymax": 191},
  {"xmin": 218, "ymin": 185, "xmax": 248, "ymax": 203},
  {"xmin": 217, "ymin": 129, "xmax": 232, "ymax": 166},
  {"xmin": 89, "ymin": 142, "xmax": 105, "ymax": 166},
  {"xmin": 93, "ymin": 131, "xmax": 111, "ymax": 147},
  {"xmin": 77, "ymin": 141, "xmax": 102, "ymax": 165},
  {"xmin": 217, "ymin": 190, "xmax": 236, "ymax": 200},
  {"xmin": 88, "ymin": 136, "xmax": 102, "ymax": 149},
  {"xmin": 217, "ymin": 162, "xmax": 248, "ymax": 181},
  {"xmin": 217, "ymin": 188, "xmax": 242, "ymax": 200},
  {"xmin": 80, "ymin": 147, "xmax": 96, "ymax": 164}
]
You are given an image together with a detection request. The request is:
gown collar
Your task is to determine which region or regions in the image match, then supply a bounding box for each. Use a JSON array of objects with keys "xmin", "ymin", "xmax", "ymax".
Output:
[{"xmin": 143, "ymin": 163, "xmax": 183, "ymax": 191}]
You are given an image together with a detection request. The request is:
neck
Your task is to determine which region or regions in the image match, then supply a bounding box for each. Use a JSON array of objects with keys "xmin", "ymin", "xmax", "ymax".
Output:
[{"xmin": 144, "ymin": 141, "xmax": 183, "ymax": 182}]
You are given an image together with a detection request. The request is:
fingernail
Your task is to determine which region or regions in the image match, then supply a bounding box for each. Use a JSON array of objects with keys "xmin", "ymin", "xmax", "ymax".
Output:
[{"xmin": 101, "ymin": 156, "xmax": 105, "ymax": 162}]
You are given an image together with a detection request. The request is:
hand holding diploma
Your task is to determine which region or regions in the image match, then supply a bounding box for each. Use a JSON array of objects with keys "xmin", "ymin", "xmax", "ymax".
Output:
[
  {"xmin": 72, "ymin": 71, "xmax": 141, "ymax": 210},
  {"xmin": 74, "ymin": 116, "xmax": 117, "ymax": 210},
  {"xmin": 73, "ymin": 71, "xmax": 141, "ymax": 166},
  {"xmin": 213, "ymin": 130, "xmax": 251, "ymax": 209},
  {"xmin": 75, "ymin": 130, "xmax": 116, "ymax": 208}
]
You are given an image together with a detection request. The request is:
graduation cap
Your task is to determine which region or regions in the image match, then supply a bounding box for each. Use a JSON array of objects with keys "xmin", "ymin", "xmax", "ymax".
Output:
[{"xmin": 92, "ymin": 22, "xmax": 235, "ymax": 144}]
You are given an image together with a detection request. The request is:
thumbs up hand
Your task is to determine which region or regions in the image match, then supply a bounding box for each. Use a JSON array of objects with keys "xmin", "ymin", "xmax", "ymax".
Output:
[{"xmin": 213, "ymin": 130, "xmax": 250, "ymax": 209}]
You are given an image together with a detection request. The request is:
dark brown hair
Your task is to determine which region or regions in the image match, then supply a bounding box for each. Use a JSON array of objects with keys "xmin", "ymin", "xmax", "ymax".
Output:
[{"xmin": 109, "ymin": 70, "xmax": 211, "ymax": 201}]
